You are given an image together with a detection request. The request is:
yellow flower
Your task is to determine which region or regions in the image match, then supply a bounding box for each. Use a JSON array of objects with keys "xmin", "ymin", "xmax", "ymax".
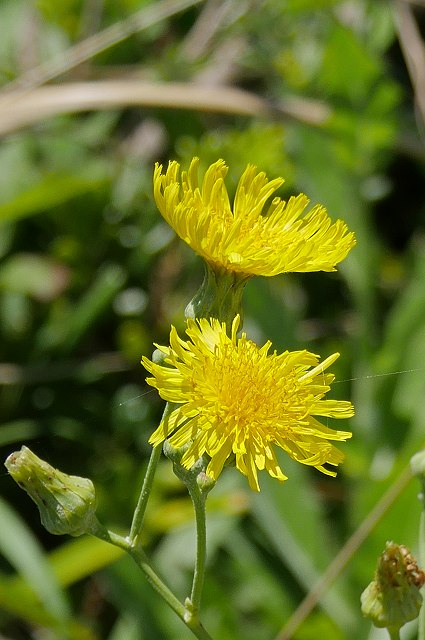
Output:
[
  {"xmin": 142, "ymin": 316, "xmax": 354, "ymax": 491},
  {"xmin": 153, "ymin": 158, "xmax": 355, "ymax": 277}
]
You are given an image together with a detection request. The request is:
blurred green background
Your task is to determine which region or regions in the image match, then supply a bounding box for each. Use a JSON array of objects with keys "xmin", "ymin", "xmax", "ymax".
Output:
[{"xmin": 0, "ymin": 0, "xmax": 424, "ymax": 638}]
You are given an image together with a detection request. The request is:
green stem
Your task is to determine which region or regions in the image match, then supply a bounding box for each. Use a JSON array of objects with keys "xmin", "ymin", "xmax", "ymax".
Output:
[
  {"xmin": 129, "ymin": 402, "xmax": 173, "ymax": 546},
  {"xmin": 185, "ymin": 262, "xmax": 249, "ymax": 326},
  {"xmin": 187, "ymin": 480, "xmax": 208, "ymax": 614},
  {"xmin": 93, "ymin": 525, "xmax": 131, "ymax": 551},
  {"xmin": 128, "ymin": 545, "xmax": 187, "ymax": 620},
  {"xmin": 94, "ymin": 524, "xmax": 213, "ymax": 639},
  {"xmin": 129, "ymin": 539, "xmax": 213, "ymax": 639},
  {"xmin": 388, "ymin": 628, "xmax": 401, "ymax": 640},
  {"xmin": 129, "ymin": 443, "xmax": 162, "ymax": 545},
  {"xmin": 100, "ymin": 405, "xmax": 213, "ymax": 638}
]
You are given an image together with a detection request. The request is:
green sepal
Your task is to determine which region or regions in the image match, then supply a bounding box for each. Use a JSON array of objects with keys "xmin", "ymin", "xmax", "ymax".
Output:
[{"xmin": 185, "ymin": 261, "xmax": 249, "ymax": 327}]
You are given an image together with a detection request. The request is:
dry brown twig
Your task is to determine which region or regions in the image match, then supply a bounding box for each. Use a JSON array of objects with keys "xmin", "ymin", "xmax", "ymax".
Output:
[
  {"xmin": 274, "ymin": 463, "xmax": 413, "ymax": 640},
  {"xmin": 394, "ymin": 0, "xmax": 425, "ymax": 132},
  {"xmin": 0, "ymin": 79, "xmax": 331, "ymax": 137},
  {"xmin": 180, "ymin": 0, "xmax": 250, "ymax": 85},
  {"xmin": 180, "ymin": 0, "xmax": 247, "ymax": 61},
  {"xmin": 0, "ymin": 0, "xmax": 204, "ymax": 103},
  {"xmin": 0, "ymin": 0, "xmax": 331, "ymax": 137}
]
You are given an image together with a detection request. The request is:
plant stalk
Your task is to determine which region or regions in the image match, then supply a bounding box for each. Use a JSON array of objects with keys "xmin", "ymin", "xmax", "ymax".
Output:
[
  {"xmin": 129, "ymin": 402, "xmax": 174, "ymax": 546},
  {"xmin": 187, "ymin": 480, "xmax": 208, "ymax": 615}
]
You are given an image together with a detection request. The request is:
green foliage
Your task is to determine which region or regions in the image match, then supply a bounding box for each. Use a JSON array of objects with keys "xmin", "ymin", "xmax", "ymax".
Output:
[
  {"xmin": 177, "ymin": 123, "xmax": 294, "ymax": 188},
  {"xmin": 0, "ymin": 0, "xmax": 423, "ymax": 638}
]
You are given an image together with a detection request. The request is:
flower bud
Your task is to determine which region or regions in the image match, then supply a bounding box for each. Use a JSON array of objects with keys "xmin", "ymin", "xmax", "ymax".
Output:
[
  {"xmin": 361, "ymin": 541, "xmax": 425, "ymax": 633},
  {"xmin": 163, "ymin": 440, "xmax": 215, "ymax": 494},
  {"xmin": 411, "ymin": 450, "xmax": 425, "ymax": 478},
  {"xmin": 5, "ymin": 446, "xmax": 99, "ymax": 537},
  {"xmin": 163, "ymin": 439, "xmax": 191, "ymax": 465},
  {"xmin": 196, "ymin": 471, "xmax": 216, "ymax": 496}
]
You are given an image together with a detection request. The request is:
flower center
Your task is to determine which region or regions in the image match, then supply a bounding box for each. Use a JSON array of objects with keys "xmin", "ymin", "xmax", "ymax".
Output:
[{"xmin": 192, "ymin": 339, "xmax": 304, "ymax": 438}]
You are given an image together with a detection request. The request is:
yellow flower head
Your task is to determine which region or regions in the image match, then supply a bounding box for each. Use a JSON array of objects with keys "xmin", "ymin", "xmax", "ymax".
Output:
[
  {"xmin": 142, "ymin": 316, "xmax": 354, "ymax": 491},
  {"xmin": 153, "ymin": 158, "xmax": 356, "ymax": 277}
]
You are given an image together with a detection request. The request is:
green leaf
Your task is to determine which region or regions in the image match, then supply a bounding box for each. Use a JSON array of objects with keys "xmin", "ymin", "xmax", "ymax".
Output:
[
  {"xmin": 0, "ymin": 173, "xmax": 108, "ymax": 224},
  {"xmin": 0, "ymin": 252, "xmax": 70, "ymax": 301},
  {"xmin": 0, "ymin": 495, "xmax": 71, "ymax": 622},
  {"xmin": 0, "ymin": 420, "xmax": 41, "ymax": 446},
  {"xmin": 251, "ymin": 459, "xmax": 357, "ymax": 634},
  {"xmin": 0, "ymin": 531, "xmax": 123, "ymax": 636},
  {"xmin": 35, "ymin": 263, "xmax": 126, "ymax": 354},
  {"xmin": 320, "ymin": 24, "xmax": 381, "ymax": 102},
  {"xmin": 287, "ymin": 0, "xmax": 339, "ymax": 11},
  {"xmin": 47, "ymin": 535, "xmax": 124, "ymax": 587},
  {"xmin": 107, "ymin": 613, "xmax": 143, "ymax": 640}
]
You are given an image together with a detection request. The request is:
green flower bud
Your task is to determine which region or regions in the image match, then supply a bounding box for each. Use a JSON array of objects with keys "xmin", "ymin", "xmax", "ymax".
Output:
[
  {"xmin": 196, "ymin": 471, "xmax": 216, "ymax": 496},
  {"xmin": 152, "ymin": 347, "xmax": 167, "ymax": 365},
  {"xmin": 411, "ymin": 450, "xmax": 425, "ymax": 478},
  {"xmin": 163, "ymin": 439, "xmax": 192, "ymax": 465},
  {"xmin": 361, "ymin": 541, "xmax": 425, "ymax": 633},
  {"xmin": 5, "ymin": 446, "xmax": 99, "ymax": 537},
  {"xmin": 411, "ymin": 450, "xmax": 425, "ymax": 508},
  {"xmin": 163, "ymin": 440, "xmax": 214, "ymax": 493}
]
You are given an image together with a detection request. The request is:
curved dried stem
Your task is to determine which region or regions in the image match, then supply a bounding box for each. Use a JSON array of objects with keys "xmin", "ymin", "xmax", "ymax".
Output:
[
  {"xmin": 0, "ymin": 0, "xmax": 204, "ymax": 103},
  {"xmin": 0, "ymin": 79, "xmax": 331, "ymax": 137},
  {"xmin": 394, "ymin": 0, "xmax": 425, "ymax": 132},
  {"xmin": 274, "ymin": 463, "xmax": 413, "ymax": 640}
]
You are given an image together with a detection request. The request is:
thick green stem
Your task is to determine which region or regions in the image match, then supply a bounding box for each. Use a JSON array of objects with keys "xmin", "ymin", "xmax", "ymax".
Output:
[
  {"xmin": 96, "ymin": 528, "xmax": 212, "ymax": 640},
  {"xmin": 129, "ymin": 544, "xmax": 213, "ymax": 640},
  {"xmin": 94, "ymin": 516, "xmax": 213, "ymax": 639},
  {"xmin": 128, "ymin": 545, "xmax": 186, "ymax": 619},
  {"xmin": 187, "ymin": 481, "xmax": 208, "ymax": 614},
  {"xmin": 129, "ymin": 443, "xmax": 162, "ymax": 545},
  {"xmin": 93, "ymin": 525, "xmax": 131, "ymax": 551},
  {"xmin": 129, "ymin": 402, "xmax": 174, "ymax": 546},
  {"xmin": 388, "ymin": 628, "xmax": 401, "ymax": 640},
  {"xmin": 101, "ymin": 403, "xmax": 214, "ymax": 638},
  {"xmin": 185, "ymin": 261, "xmax": 249, "ymax": 326}
]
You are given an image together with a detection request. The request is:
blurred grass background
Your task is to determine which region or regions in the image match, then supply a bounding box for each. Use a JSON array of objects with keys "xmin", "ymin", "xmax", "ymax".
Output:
[{"xmin": 0, "ymin": 0, "xmax": 424, "ymax": 638}]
